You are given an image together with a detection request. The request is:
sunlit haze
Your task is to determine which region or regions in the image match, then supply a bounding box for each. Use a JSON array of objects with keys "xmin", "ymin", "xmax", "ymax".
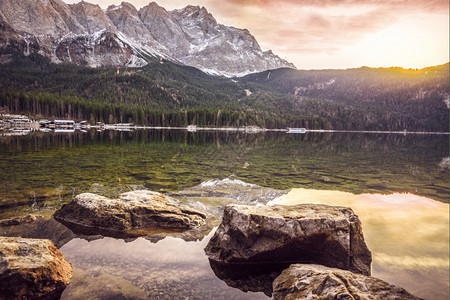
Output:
[{"xmin": 63, "ymin": 0, "xmax": 449, "ymax": 69}]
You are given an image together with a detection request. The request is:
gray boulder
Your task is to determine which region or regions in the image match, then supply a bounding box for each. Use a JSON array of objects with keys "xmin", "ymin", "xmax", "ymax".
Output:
[
  {"xmin": 204, "ymin": 204, "xmax": 371, "ymax": 276},
  {"xmin": 0, "ymin": 237, "xmax": 73, "ymax": 299},
  {"xmin": 272, "ymin": 264, "xmax": 422, "ymax": 300},
  {"xmin": 54, "ymin": 190, "xmax": 207, "ymax": 238}
]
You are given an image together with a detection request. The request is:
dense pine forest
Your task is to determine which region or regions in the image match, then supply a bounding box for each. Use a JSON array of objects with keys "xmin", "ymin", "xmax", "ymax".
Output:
[{"xmin": 0, "ymin": 49, "xmax": 448, "ymax": 131}]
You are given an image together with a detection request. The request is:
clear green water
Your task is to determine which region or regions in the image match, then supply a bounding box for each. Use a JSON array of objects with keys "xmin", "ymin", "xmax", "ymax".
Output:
[
  {"xmin": 0, "ymin": 130, "xmax": 448, "ymax": 217},
  {"xmin": 0, "ymin": 129, "xmax": 448, "ymax": 299},
  {"xmin": 0, "ymin": 131, "xmax": 449, "ymax": 217}
]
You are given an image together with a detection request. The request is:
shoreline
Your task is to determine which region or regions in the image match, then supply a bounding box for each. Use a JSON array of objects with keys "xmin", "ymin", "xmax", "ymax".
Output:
[
  {"xmin": 1, "ymin": 114, "xmax": 448, "ymax": 135},
  {"xmin": 76, "ymin": 125, "xmax": 450, "ymax": 135},
  {"xmin": 1, "ymin": 124, "xmax": 449, "ymax": 135}
]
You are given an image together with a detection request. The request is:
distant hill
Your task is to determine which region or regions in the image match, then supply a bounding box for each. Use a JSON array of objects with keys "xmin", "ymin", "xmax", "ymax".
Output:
[
  {"xmin": 238, "ymin": 64, "xmax": 449, "ymax": 131},
  {"xmin": 0, "ymin": 50, "xmax": 448, "ymax": 131}
]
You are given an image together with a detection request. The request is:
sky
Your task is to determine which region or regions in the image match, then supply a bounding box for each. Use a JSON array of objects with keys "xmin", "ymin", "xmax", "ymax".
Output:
[{"xmin": 63, "ymin": 0, "xmax": 449, "ymax": 70}]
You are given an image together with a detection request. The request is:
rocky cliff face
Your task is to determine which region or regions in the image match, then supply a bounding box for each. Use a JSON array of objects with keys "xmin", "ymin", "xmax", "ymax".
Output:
[
  {"xmin": 70, "ymin": 1, "xmax": 117, "ymax": 34},
  {"xmin": 0, "ymin": 0, "xmax": 70, "ymax": 36},
  {"xmin": 0, "ymin": 0, "xmax": 295, "ymax": 76}
]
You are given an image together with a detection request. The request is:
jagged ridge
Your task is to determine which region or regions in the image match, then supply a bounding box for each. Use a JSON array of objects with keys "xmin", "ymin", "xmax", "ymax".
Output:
[{"xmin": 0, "ymin": 0, "xmax": 295, "ymax": 76}]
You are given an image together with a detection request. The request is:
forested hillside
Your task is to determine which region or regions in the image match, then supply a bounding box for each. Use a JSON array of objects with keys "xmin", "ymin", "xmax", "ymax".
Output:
[
  {"xmin": 0, "ymin": 50, "xmax": 328, "ymax": 128},
  {"xmin": 0, "ymin": 50, "xmax": 448, "ymax": 131},
  {"xmin": 239, "ymin": 65, "xmax": 449, "ymax": 131}
]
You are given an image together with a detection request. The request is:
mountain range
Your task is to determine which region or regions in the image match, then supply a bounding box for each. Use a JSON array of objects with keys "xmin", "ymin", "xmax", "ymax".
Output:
[
  {"xmin": 0, "ymin": 0, "xmax": 295, "ymax": 77},
  {"xmin": 0, "ymin": 0, "xmax": 448, "ymax": 132}
]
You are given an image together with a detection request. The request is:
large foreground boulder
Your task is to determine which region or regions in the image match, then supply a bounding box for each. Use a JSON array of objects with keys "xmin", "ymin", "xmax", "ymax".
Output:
[
  {"xmin": 0, "ymin": 237, "xmax": 73, "ymax": 299},
  {"xmin": 272, "ymin": 264, "xmax": 422, "ymax": 300},
  {"xmin": 54, "ymin": 190, "xmax": 207, "ymax": 237},
  {"xmin": 205, "ymin": 204, "xmax": 371, "ymax": 275}
]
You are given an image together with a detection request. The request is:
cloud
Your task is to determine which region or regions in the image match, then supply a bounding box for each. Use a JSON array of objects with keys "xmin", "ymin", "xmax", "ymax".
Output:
[
  {"xmin": 218, "ymin": 0, "xmax": 449, "ymax": 13},
  {"xmin": 205, "ymin": 0, "xmax": 447, "ymax": 58}
]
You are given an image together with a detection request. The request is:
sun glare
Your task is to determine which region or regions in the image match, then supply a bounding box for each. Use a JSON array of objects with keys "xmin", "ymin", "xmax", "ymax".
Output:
[{"xmin": 353, "ymin": 13, "xmax": 449, "ymax": 69}]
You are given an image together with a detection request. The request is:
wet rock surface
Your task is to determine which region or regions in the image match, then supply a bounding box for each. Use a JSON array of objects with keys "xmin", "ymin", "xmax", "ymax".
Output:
[
  {"xmin": 53, "ymin": 190, "xmax": 207, "ymax": 238},
  {"xmin": 205, "ymin": 204, "xmax": 372, "ymax": 276},
  {"xmin": 0, "ymin": 237, "xmax": 73, "ymax": 300},
  {"xmin": 272, "ymin": 264, "xmax": 423, "ymax": 300}
]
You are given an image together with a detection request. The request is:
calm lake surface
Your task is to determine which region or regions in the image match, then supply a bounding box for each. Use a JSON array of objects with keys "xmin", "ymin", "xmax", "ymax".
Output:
[{"xmin": 0, "ymin": 129, "xmax": 448, "ymax": 299}]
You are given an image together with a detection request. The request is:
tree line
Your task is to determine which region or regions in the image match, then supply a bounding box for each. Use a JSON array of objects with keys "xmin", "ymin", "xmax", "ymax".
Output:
[{"xmin": 0, "ymin": 91, "xmax": 328, "ymax": 129}]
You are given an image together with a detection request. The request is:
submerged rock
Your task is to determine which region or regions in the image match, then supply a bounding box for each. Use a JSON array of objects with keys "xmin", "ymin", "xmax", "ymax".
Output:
[
  {"xmin": 0, "ymin": 237, "xmax": 73, "ymax": 299},
  {"xmin": 53, "ymin": 190, "xmax": 207, "ymax": 238},
  {"xmin": 205, "ymin": 204, "xmax": 371, "ymax": 276},
  {"xmin": 272, "ymin": 264, "xmax": 422, "ymax": 300},
  {"xmin": 172, "ymin": 178, "xmax": 288, "ymax": 205},
  {"xmin": 170, "ymin": 178, "xmax": 289, "ymax": 235},
  {"xmin": 62, "ymin": 268, "xmax": 148, "ymax": 300},
  {"xmin": 0, "ymin": 214, "xmax": 38, "ymax": 226}
]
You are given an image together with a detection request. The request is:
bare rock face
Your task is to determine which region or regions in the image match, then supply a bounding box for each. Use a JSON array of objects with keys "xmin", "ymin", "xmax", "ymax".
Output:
[
  {"xmin": 106, "ymin": 2, "xmax": 152, "ymax": 42},
  {"xmin": 53, "ymin": 190, "xmax": 207, "ymax": 237},
  {"xmin": 69, "ymin": 1, "xmax": 116, "ymax": 34},
  {"xmin": 105, "ymin": 2, "xmax": 169, "ymax": 58},
  {"xmin": 49, "ymin": 0, "xmax": 85, "ymax": 34},
  {"xmin": 204, "ymin": 204, "xmax": 372, "ymax": 276},
  {"xmin": 0, "ymin": 0, "xmax": 71, "ymax": 37},
  {"xmin": 139, "ymin": 2, "xmax": 191, "ymax": 57},
  {"xmin": 54, "ymin": 30, "xmax": 138, "ymax": 67},
  {"xmin": 0, "ymin": 237, "xmax": 73, "ymax": 300},
  {"xmin": 0, "ymin": 11, "xmax": 20, "ymax": 48},
  {"xmin": 272, "ymin": 264, "xmax": 422, "ymax": 300}
]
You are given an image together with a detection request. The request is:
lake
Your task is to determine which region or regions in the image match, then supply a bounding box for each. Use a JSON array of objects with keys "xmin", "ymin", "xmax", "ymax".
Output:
[{"xmin": 0, "ymin": 129, "xmax": 448, "ymax": 299}]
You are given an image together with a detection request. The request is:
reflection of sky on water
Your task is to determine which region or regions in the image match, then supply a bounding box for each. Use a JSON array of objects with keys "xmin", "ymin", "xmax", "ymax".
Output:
[
  {"xmin": 60, "ymin": 230, "xmax": 268, "ymax": 299},
  {"xmin": 269, "ymin": 189, "xmax": 449, "ymax": 300}
]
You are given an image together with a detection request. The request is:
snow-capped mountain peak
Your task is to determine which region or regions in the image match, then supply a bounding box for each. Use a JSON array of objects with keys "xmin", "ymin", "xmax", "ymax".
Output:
[{"xmin": 0, "ymin": 0, "xmax": 296, "ymax": 76}]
